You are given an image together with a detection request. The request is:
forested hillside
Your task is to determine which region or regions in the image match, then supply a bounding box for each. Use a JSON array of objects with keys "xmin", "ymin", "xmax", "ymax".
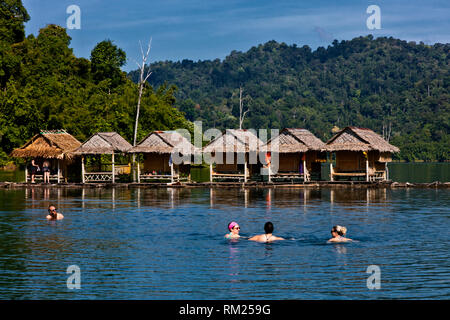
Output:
[
  {"xmin": 130, "ymin": 36, "xmax": 450, "ymax": 161},
  {"xmin": 0, "ymin": 0, "xmax": 191, "ymax": 166}
]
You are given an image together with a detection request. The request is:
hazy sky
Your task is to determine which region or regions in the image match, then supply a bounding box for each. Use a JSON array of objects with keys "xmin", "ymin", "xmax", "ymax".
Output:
[{"xmin": 23, "ymin": 0, "xmax": 450, "ymax": 71}]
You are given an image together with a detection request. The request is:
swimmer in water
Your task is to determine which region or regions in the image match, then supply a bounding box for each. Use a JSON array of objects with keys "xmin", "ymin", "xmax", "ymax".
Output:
[
  {"xmin": 225, "ymin": 221, "xmax": 241, "ymax": 239},
  {"xmin": 328, "ymin": 225, "xmax": 352, "ymax": 243},
  {"xmin": 46, "ymin": 205, "xmax": 64, "ymax": 220},
  {"xmin": 249, "ymin": 221, "xmax": 284, "ymax": 242}
]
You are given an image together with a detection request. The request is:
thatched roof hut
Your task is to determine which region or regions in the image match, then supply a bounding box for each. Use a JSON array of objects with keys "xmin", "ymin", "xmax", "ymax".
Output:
[
  {"xmin": 325, "ymin": 127, "xmax": 399, "ymax": 153},
  {"xmin": 203, "ymin": 129, "xmax": 263, "ymax": 153},
  {"xmin": 264, "ymin": 128, "xmax": 325, "ymax": 153},
  {"xmin": 128, "ymin": 130, "xmax": 199, "ymax": 155},
  {"xmin": 325, "ymin": 127, "xmax": 400, "ymax": 182},
  {"xmin": 203, "ymin": 129, "xmax": 264, "ymax": 182},
  {"xmin": 128, "ymin": 131, "xmax": 197, "ymax": 183},
  {"xmin": 262, "ymin": 128, "xmax": 326, "ymax": 182},
  {"xmin": 10, "ymin": 129, "xmax": 82, "ymax": 160},
  {"xmin": 73, "ymin": 132, "xmax": 132, "ymax": 155}
]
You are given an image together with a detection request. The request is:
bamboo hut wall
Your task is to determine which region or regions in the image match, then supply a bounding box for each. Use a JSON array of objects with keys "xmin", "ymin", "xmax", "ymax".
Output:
[
  {"xmin": 305, "ymin": 151, "xmax": 318, "ymax": 172},
  {"xmin": 278, "ymin": 153, "xmax": 301, "ymax": 172},
  {"xmin": 214, "ymin": 153, "xmax": 240, "ymax": 173},
  {"xmin": 335, "ymin": 151, "xmax": 365, "ymax": 171},
  {"xmin": 143, "ymin": 154, "xmax": 171, "ymax": 173},
  {"xmin": 215, "ymin": 162, "xmax": 238, "ymax": 173}
]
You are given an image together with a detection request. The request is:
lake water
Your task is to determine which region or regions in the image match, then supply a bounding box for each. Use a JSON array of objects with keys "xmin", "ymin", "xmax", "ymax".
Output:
[{"xmin": 0, "ymin": 186, "xmax": 448, "ymax": 299}]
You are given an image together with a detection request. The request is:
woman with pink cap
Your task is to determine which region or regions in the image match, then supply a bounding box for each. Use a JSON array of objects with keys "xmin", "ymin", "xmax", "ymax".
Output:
[{"xmin": 225, "ymin": 221, "xmax": 241, "ymax": 239}]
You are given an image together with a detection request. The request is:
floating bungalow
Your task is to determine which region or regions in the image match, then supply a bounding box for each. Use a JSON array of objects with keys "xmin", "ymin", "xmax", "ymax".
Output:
[
  {"xmin": 325, "ymin": 127, "xmax": 400, "ymax": 181},
  {"xmin": 73, "ymin": 132, "xmax": 132, "ymax": 183},
  {"xmin": 128, "ymin": 130, "xmax": 199, "ymax": 183},
  {"xmin": 263, "ymin": 128, "xmax": 326, "ymax": 182},
  {"xmin": 203, "ymin": 129, "xmax": 263, "ymax": 182},
  {"xmin": 10, "ymin": 129, "xmax": 82, "ymax": 183}
]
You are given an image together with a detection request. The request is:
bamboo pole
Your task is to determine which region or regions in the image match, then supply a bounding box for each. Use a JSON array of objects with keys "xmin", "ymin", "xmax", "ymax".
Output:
[
  {"xmin": 81, "ymin": 156, "xmax": 85, "ymax": 183},
  {"xmin": 57, "ymin": 160, "xmax": 61, "ymax": 184},
  {"xmin": 385, "ymin": 162, "xmax": 389, "ymax": 181},
  {"xmin": 244, "ymin": 157, "xmax": 248, "ymax": 183},
  {"xmin": 330, "ymin": 162, "xmax": 334, "ymax": 181},
  {"xmin": 210, "ymin": 163, "xmax": 213, "ymax": 183},
  {"xmin": 24, "ymin": 162, "xmax": 28, "ymax": 183},
  {"xmin": 366, "ymin": 159, "xmax": 369, "ymax": 182},
  {"xmin": 112, "ymin": 153, "xmax": 115, "ymax": 184},
  {"xmin": 303, "ymin": 159, "xmax": 307, "ymax": 182},
  {"xmin": 137, "ymin": 157, "xmax": 140, "ymax": 183}
]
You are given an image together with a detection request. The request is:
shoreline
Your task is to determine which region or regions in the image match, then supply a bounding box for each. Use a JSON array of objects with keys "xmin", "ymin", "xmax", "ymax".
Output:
[{"xmin": 1, "ymin": 181, "xmax": 449, "ymax": 189}]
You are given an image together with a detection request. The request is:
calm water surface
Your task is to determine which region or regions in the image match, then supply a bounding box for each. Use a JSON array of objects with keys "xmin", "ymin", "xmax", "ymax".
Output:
[{"xmin": 0, "ymin": 187, "xmax": 449, "ymax": 299}]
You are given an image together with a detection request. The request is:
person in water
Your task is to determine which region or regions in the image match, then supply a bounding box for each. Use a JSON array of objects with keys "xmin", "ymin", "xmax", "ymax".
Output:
[
  {"xmin": 328, "ymin": 225, "xmax": 352, "ymax": 242},
  {"xmin": 46, "ymin": 205, "xmax": 64, "ymax": 220},
  {"xmin": 225, "ymin": 221, "xmax": 241, "ymax": 239},
  {"xmin": 249, "ymin": 221, "xmax": 284, "ymax": 242}
]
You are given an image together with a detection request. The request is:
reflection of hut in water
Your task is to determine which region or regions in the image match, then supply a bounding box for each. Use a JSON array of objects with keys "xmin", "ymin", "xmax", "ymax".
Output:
[
  {"xmin": 265, "ymin": 188, "xmax": 319, "ymax": 208},
  {"xmin": 264, "ymin": 128, "xmax": 326, "ymax": 182},
  {"xmin": 73, "ymin": 132, "xmax": 132, "ymax": 183},
  {"xmin": 128, "ymin": 131, "xmax": 199, "ymax": 183},
  {"xmin": 209, "ymin": 188, "xmax": 253, "ymax": 208},
  {"xmin": 325, "ymin": 127, "xmax": 399, "ymax": 181},
  {"xmin": 10, "ymin": 129, "xmax": 82, "ymax": 183},
  {"xmin": 136, "ymin": 188, "xmax": 192, "ymax": 208},
  {"xmin": 330, "ymin": 188, "xmax": 388, "ymax": 205},
  {"xmin": 203, "ymin": 129, "xmax": 263, "ymax": 182}
]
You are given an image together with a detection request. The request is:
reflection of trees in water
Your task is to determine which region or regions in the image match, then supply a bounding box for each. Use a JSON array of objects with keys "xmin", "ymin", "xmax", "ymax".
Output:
[{"xmin": 0, "ymin": 189, "xmax": 30, "ymax": 298}]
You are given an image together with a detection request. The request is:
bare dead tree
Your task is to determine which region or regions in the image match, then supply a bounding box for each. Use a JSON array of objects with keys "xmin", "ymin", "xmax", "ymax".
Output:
[
  {"xmin": 238, "ymin": 86, "xmax": 250, "ymax": 129},
  {"xmin": 382, "ymin": 121, "xmax": 392, "ymax": 142},
  {"xmin": 133, "ymin": 38, "xmax": 153, "ymax": 147},
  {"xmin": 131, "ymin": 38, "xmax": 152, "ymax": 180}
]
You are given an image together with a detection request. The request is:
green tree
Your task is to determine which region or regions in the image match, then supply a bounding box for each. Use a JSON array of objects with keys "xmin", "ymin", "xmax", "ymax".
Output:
[{"xmin": 90, "ymin": 39, "xmax": 126, "ymax": 87}]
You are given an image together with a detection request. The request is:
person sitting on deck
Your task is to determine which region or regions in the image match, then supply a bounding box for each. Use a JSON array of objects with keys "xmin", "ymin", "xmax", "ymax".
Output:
[
  {"xmin": 225, "ymin": 221, "xmax": 241, "ymax": 239},
  {"xmin": 249, "ymin": 221, "xmax": 284, "ymax": 242},
  {"xmin": 328, "ymin": 225, "xmax": 352, "ymax": 243},
  {"xmin": 46, "ymin": 205, "xmax": 64, "ymax": 220}
]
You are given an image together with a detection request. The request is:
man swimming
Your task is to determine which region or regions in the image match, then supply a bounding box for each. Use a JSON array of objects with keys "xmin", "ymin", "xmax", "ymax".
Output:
[
  {"xmin": 328, "ymin": 225, "xmax": 352, "ymax": 242},
  {"xmin": 225, "ymin": 221, "xmax": 241, "ymax": 239},
  {"xmin": 249, "ymin": 221, "xmax": 284, "ymax": 242},
  {"xmin": 46, "ymin": 205, "xmax": 64, "ymax": 220}
]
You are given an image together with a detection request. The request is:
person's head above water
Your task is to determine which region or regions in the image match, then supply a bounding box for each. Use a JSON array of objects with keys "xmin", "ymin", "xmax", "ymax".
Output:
[
  {"xmin": 331, "ymin": 225, "xmax": 347, "ymax": 237},
  {"xmin": 225, "ymin": 221, "xmax": 240, "ymax": 238},
  {"xmin": 264, "ymin": 221, "xmax": 274, "ymax": 234},
  {"xmin": 48, "ymin": 205, "xmax": 57, "ymax": 219},
  {"xmin": 228, "ymin": 221, "xmax": 240, "ymax": 232},
  {"xmin": 46, "ymin": 205, "xmax": 64, "ymax": 220}
]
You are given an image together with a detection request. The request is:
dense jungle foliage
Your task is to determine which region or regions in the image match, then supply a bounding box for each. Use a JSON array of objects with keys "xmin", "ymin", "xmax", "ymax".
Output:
[
  {"xmin": 130, "ymin": 36, "xmax": 449, "ymax": 161},
  {"xmin": 0, "ymin": 0, "xmax": 191, "ymax": 165}
]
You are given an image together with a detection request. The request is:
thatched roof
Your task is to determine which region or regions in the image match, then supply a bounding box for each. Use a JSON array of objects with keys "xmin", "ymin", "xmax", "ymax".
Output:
[
  {"xmin": 203, "ymin": 129, "xmax": 263, "ymax": 153},
  {"xmin": 128, "ymin": 130, "xmax": 200, "ymax": 155},
  {"xmin": 264, "ymin": 128, "xmax": 325, "ymax": 153},
  {"xmin": 73, "ymin": 132, "xmax": 132, "ymax": 155},
  {"xmin": 10, "ymin": 129, "xmax": 82, "ymax": 160},
  {"xmin": 325, "ymin": 127, "xmax": 400, "ymax": 153}
]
